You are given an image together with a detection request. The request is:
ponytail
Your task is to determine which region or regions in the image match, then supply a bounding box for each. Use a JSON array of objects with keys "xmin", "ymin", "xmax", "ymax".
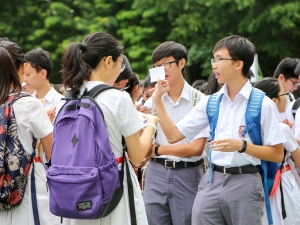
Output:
[{"xmin": 61, "ymin": 43, "xmax": 91, "ymax": 94}]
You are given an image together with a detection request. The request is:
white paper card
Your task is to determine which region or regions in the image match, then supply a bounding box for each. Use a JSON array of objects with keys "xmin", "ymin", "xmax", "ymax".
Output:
[{"xmin": 149, "ymin": 67, "xmax": 165, "ymax": 82}]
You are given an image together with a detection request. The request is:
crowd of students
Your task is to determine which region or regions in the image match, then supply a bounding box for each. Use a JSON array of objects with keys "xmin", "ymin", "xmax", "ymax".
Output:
[{"xmin": 0, "ymin": 33, "xmax": 300, "ymax": 225}]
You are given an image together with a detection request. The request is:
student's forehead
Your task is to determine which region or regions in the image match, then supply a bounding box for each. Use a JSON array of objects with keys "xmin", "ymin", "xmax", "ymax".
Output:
[
  {"xmin": 213, "ymin": 48, "xmax": 230, "ymax": 57},
  {"xmin": 154, "ymin": 56, "xmax": 175, "ymax": 64}
]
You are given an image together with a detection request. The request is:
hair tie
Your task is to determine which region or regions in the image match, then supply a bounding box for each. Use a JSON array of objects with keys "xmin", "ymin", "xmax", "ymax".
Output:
[
  {"xmin": 0, "ymin": 45, "xmax": 5, "ymax": 48},
  {"xmin": 80, "ymin": 43, "xmax": 87, "ymax": 52}
]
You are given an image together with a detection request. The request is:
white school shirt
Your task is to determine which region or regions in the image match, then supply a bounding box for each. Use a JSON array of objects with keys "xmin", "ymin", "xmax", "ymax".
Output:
[
  {"xmin": 176, "ymin": 80, "xmax": 286, "ymax": 167},
  {"xmin": 32, "ymin": 87, "xmax": 64, "ymax": 112},
  {"xmin": 32, "ymin": 87, "xmax": 64, "ymax": 163},
  {"xmin": 278, "ymin": 93, "xmax": 294, "ymax": 122},
  {"xmin": 144, "ymin": 81, "xmax": 209, "ymax": 162},
  {"xmin": 293, "ymin": 106, "xmax": 300, "ymax": 138}
]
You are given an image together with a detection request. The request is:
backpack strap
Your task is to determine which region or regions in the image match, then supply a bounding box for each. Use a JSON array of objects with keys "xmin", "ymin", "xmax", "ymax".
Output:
[
  {"xmin": 84, "ymin": 84, "xmax": 117, "ymax": 99},
  {"xmin": 206, "ymin": 92, "xmax": 223, "ymax": 183},
  {"xmin": 192, "ymin": 88, "xmax": 202, "ymax": 106},
  {"xmin": 242, "ymin": 88, "xmax": 275, "ymax": 225},
  {"xmin": 291, "ymin": 98, "xmax": 300, "ymax": 119}
]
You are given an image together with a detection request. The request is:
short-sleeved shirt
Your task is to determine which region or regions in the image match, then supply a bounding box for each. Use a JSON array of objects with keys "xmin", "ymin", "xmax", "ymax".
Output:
[
  {"xmin": 79, "ymin": 81, "xmax": 145, "ymax": 158},
  {"xmin": 32, "ymin": 87, "xmax": 64, "ymax": 112},
  {"xmin": 144, "ymin": 81, "xmax": 209, "ymax": 162},
  {"xmin": 12, "ymin": 95, "xmax": 53, "ymax": 155},
  {"xmin": 176, "ymin": 80, "xmax": 286, "ymax": 167}
]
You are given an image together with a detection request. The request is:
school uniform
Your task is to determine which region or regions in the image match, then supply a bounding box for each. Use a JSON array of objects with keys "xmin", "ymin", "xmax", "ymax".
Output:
[
  {"xmin": 143, "ymin": 81, "xmax": 208, "ymax": 225},
  {"xmin": 176, "ymin": 81, "xmax": 286, "ymax": 225},
  {"xmin": 32, "ymin": 87, "xmax": 64, "ymax": 165},
  {"xmin": 262, "ymin": 123, "xmax": 300, "ymax": 225},
  {"xmin": 62, "ymin": 81, "xmax": 147, "ymax": 225},
  {"xmin": 278, "ymin": 93, "xmax": 294, "ymax": 122},
  {"xmin": 0, "ymin": 95, "xmax": 59, "ymax": 225}
]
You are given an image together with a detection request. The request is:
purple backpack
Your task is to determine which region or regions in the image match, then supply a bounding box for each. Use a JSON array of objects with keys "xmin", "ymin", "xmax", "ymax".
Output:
[{"xmin": 47, "ymin": 84, "xmax": 129, "ymax": 219}]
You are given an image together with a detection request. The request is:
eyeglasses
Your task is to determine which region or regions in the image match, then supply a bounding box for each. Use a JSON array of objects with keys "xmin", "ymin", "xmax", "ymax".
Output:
[
  {"xmin": 211, "ymin": 58, "xmax": 239, "ymax": 65},
  {"xmin": 152, "ymin": 60, "xmax": 179, "ymax": 69},
  {"xmin": 288, "ymin": 78, "xmax": 300, "ymax": 87},
  {"xmin": 277, "ymin": 93, "xmax": 290, "ymax": 98},
  {"xmin": 119, "ymin": 85, "xmax": 130, "ymax": 92}
]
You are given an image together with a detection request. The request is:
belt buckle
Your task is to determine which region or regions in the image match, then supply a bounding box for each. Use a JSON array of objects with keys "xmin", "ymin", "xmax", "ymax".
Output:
[
  {"xmin": 165, "ymin": 160, "xmax": 175, "ymax": 169},
  {"xmin": 223, "ymin": 167, "xmax": 227, "ymax": 174}
]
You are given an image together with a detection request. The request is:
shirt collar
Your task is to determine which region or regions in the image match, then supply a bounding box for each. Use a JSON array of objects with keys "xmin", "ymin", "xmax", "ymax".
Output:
[
  {"xmin": 163, "ymin": 81, "xmax": 191, "ymax": 103},
  {"xmin": 216, "ymin": 79, "xmax": 252, "ymax": 100},
  {"xmin": 40, "ymin": 87, "xmax": 59, "ymax": 103}
]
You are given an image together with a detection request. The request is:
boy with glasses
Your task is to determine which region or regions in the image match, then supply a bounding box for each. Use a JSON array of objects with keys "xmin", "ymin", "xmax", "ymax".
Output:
[
  {"xmin": 142, "ymin": 41, "xmax": 208, "ymax": 225},
  {"xmin": 273, "ymin": 58, "xmax": 300, "ymax": 126},
  {"xmin": 151, "ymin": 35, "xmax": 286, "ymax": 225}
]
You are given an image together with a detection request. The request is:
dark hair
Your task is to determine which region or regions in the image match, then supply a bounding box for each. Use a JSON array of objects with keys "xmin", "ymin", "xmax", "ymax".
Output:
[
  {"xmin": 213, "ymin": 35, "xmax": 255, "ymax": 77},
  {"xmin": 254, "ymin": 77, "xmax": 281, "ymax": 99},
  {"xmin": 192, "ymin": 79, "xmax": 206, "ymax": 90},
  {"xmin": 0, "ymin": 38, "xmax": 24, "ymax": 104},
  {"xmin": 115, "ymin": 54, "xmax": 132, "ymax": 83},
  {"xmin": 273, "ymin": 58, "xmax": 300, "ymax": 79},
  {"xmin": 152, "ymin": 41, "xmax": 188, "ymax": 74},
  {"xmin": 143, "ymin": 74, "xmax": 156, "ymax": 90},
  {"xmin": 25, "ymin": 48, "xmax": 52, "ymax": 79},
  {"xmin": 61, "ymin": 32, "xmax": 123, "ymax": 93},
  {"xmin": 125, "ymin": 72, "xmax": 139, "ymax": 95},
  {"xmin": 295, "ymin": 61, "xmax": 300, "ymax": 76},
  {"xmin": 205, "ymin": 71, "xmax": 221, "ymax": 95}
]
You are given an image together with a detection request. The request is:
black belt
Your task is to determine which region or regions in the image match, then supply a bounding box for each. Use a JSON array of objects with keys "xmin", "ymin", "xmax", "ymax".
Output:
[
  {"xmin": 151, "ymin": 158, "xmax": 204, "ymax": 169},
  {"xmin": 213, "ymin": 164, "xmax": 260, "ymax": 174}
]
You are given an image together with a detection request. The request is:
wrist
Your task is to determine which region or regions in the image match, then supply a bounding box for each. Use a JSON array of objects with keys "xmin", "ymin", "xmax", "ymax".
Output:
[
  {"xmin": 154, "ymin": 145, "xmax": 160, "ymax": 156},
  {"xmin": 146, "ymin": 123, "xmax": 157, "ymax": 134},
  {"xmin": 238, "ymin": 140, "xmax": 247, "ymax": 153}
]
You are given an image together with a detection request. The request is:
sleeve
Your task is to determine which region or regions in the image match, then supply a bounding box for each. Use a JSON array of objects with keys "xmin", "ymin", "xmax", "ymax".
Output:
[
  {"xmin": 29, "ymin": 98, "xmax": 53, "ymax": 139},
  {"xmin": 113, "ymin": 93, "xmax": 145, "ymax": 138},
  {"xmin": 143, "ymin": 97, "xmax": 153, "ymax": 109},
  {"xmin": 176, "ymin": 95, "xmax": 210, "ymax": 141},
  {"xmin": 280, "ymin": 123, "xmax": 299, "ymax": 152},
  {"xmin": 192, "ymin": 126, "xmax": 210, "ymax": 140},
  {"xmin": 260, "ymin": 98, "xmax": 286, "ymax": 146}
]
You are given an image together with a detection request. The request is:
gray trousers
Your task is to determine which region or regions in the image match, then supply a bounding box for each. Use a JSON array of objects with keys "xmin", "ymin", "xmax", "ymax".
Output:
[
  {"xmin": 143, "ymin": 160, "xmax": 201, "ymax": 225},
  {"xmin": 192, "ymin": 169, "xmax": 264, "ymax": 225}
]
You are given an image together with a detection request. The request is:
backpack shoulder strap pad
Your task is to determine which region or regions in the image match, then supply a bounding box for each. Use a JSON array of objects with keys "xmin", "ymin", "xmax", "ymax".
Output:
[
  {"xmin": 242, "ymin": 87, "xmax": 265, "ymax": 145},
  {"xmin": 85, "ymin": 84, "xmax": 117, "ymax": 98},
  {"xmin": 206, "ymin": 92, "xmax": 223, "ymax": 140}
]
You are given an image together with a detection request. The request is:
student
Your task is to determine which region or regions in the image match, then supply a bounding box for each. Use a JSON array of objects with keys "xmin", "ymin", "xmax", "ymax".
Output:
[
  {"xmin": 151, "ymin": 35, "xmax": 286, "ymax": 225},
  {"xmin": 254, "ymin": 78, "xmax": 300, "ymax": 225},
  {"xmin": 124, "ymin": 72, "xmax": 140, "ymax": 104},
  {"xmin": 0, "ymin": 39, "xmax": 57, "ymax": 224},
  {"xmin": 60, "ymin": 32, "xmax": 158, "ymax": 225},
  {"xmin": 142, "ymin": 41, "xmax": 207, "ymax": 225},
  {"xmin": 273, "ymin": 58, "xmax": 300, "ymax": 125},
  {"xmin": 24, "ymin": 48, "xmax": 64, "ymax": 165},
  {"xmin": 113, "ymin": 54, "xmax": 132, "ymax": 91},
  {"xmin": 24, "ymin": 48, "xmax": 64, "ymax": 122}
]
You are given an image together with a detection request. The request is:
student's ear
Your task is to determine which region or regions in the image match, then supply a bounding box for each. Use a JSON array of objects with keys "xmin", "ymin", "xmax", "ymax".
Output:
[
  {"xmin": 278, "ymin": 74, "xmax": 285, "ymax": 82},
  {"xmin": 41, "ymin": 69, "xmax": 48, "ymax": 79},
  {"xmin": 179, "ymin": 58, "xmax": 186, "ymax": 70},
  {"xmin": 103, "ymin": 56, "xmax": 113, "ymax": 69},
  {"xmin": 235, "ymin": 60, "xmax": 244, "ymax": 71}
]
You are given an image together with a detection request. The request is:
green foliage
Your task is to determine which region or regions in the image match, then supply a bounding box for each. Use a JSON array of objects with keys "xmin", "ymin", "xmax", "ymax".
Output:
[{"xmin": 1, "ymin": 0, "xmax": 300, "ymax": 83}]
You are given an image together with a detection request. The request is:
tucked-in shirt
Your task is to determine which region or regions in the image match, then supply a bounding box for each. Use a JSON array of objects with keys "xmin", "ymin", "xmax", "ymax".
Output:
[
  {"xmin": 176, "ymin": 80, "xmax": 286, "ymax": 167},
  {"xmin": 144, "ymin": 81, "xmax": 208, "ymax": 162}
]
